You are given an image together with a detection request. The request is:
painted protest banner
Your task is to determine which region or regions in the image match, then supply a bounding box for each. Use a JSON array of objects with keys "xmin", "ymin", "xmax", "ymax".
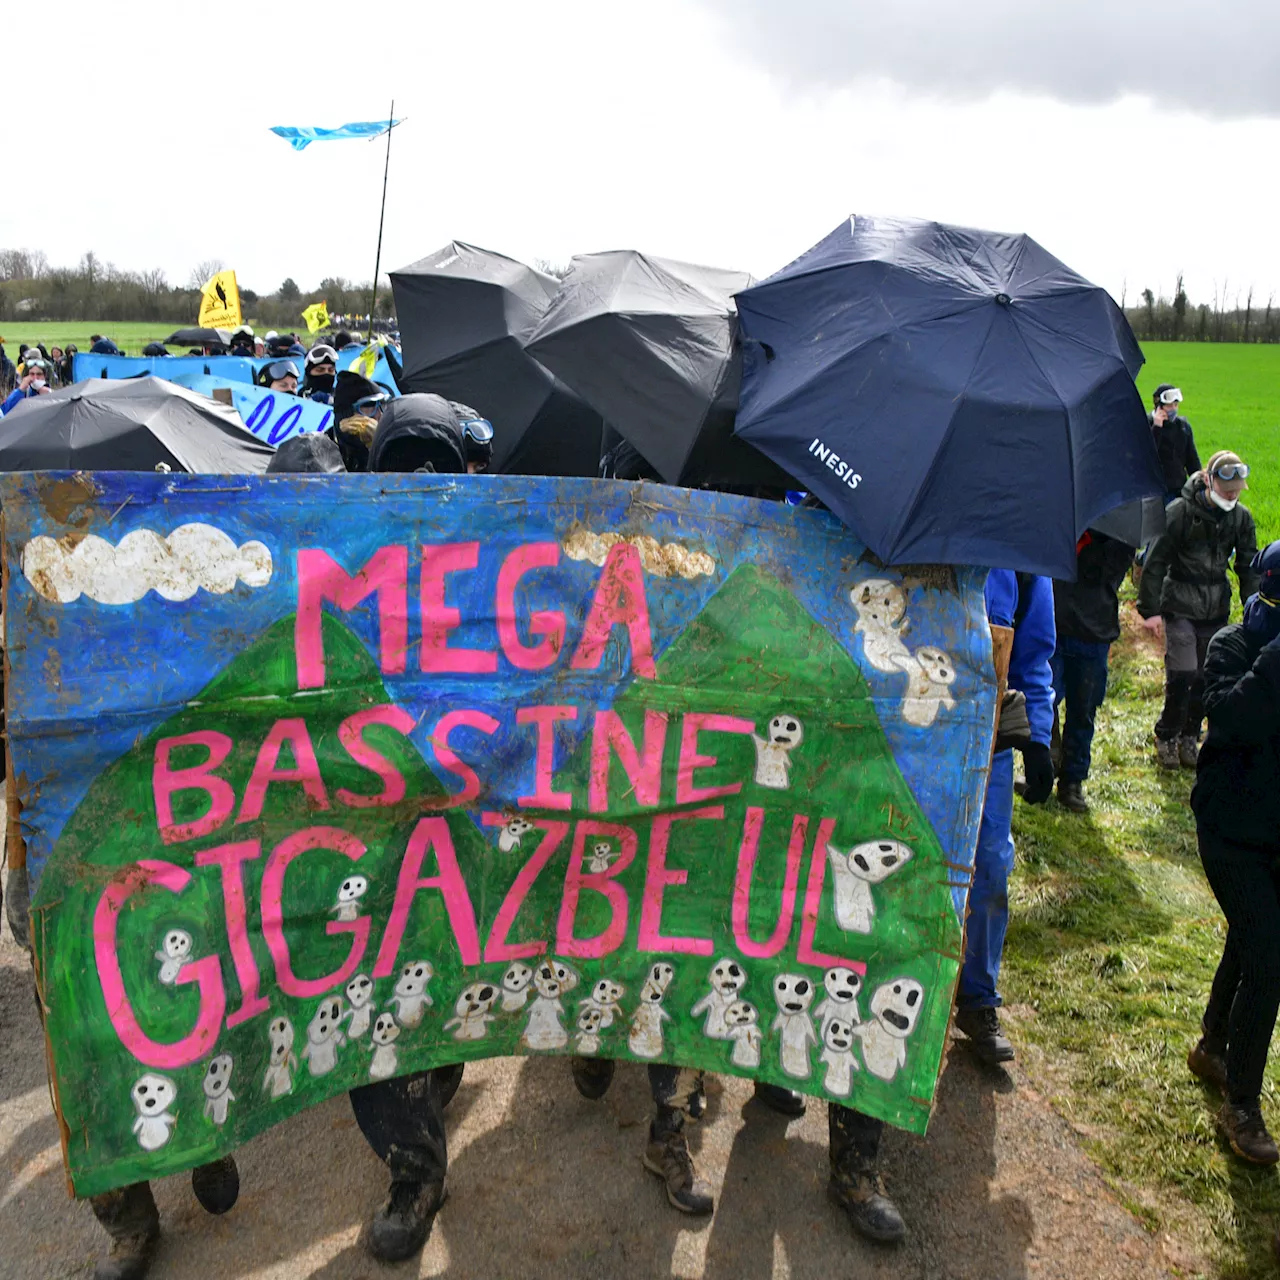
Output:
[
  {"xmin": 174, "ymin": 375, "xmax": 334, "ymax": 447},
  {"xmin": 3, "ymin": 472, "xmax": 995, "ymax": 1199},
  {"xmin": 72, "ymin": 354, "xmax": 260, "ymax": 385}
]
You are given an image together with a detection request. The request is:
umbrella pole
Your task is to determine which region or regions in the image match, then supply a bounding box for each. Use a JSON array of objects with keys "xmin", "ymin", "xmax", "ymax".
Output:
[{"xmin": 367, "ymin": 99, "xmax": 395, "ymax": 343}]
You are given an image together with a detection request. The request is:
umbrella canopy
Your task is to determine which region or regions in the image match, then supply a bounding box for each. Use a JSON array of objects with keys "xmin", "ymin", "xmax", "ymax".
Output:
[
  {"xmin": 526, "ymin": 251, "xmax": 786, "ymax": 488},
  {"xmin": 1089, "ymin": 495, "xmax": 1167, "ymax": 548},
  {"xmin": 734, "ymin": 215, "xmax": 1164, "ymax": 578},
  {"xmin": 165, "ymin": 327, "xmax": 232, "ymax": 348},
  {"xmin": 390, "ymin": 242, "xmax": 604, "ymax": 477},
  {"xmin": 0, "ymin": 377, "xmax": 273, "ymax": 472}
]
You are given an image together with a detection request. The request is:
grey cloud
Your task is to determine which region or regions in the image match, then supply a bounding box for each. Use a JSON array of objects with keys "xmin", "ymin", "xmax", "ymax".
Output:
[{"xmin": 693, "ymin": 0, "xmax": 1280, "ymax": 119}]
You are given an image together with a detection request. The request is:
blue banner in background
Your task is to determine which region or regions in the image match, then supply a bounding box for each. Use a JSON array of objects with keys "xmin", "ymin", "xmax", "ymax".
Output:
[
  {"xmin": 73, "ymin": 354, "xmax": 260, "ymax": 386},
  {"xmin": 335, "ymin": 345, "xmax": 400, "ymax": 396}
]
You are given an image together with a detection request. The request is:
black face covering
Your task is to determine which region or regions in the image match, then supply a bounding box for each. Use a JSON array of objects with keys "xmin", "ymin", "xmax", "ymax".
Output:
[{"xmin": 308, "ymin": 372, "xmax": 335, "ymax": 393}]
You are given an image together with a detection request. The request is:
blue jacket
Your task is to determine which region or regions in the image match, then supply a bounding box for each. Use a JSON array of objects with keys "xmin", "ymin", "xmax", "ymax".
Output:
[
  {"xmin": 986, "ymin": 570, "xmax": 1056, "ymax": 747},
  {"xmin": 1, "ymin": 386, "xmax": 38, "ymax": 415}
]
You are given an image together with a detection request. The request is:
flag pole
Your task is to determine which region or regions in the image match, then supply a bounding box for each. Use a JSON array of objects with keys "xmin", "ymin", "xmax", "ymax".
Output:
[{"xmin": 367, "ymin": 99, "xmax": 395, "ymax": 343}]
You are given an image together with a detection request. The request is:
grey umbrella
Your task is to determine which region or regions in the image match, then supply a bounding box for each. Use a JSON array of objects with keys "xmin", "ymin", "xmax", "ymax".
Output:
[
  {"xmin": 526, "ymin": 250, "xmax": 786, "ymax": 488},
  {"xmin": 0, "ymin": 377, "xmax": 273, "ymax": 472},
  {"xmin": 1089, "ymin": 496, "xmax": 1167, "ymax": 548}
]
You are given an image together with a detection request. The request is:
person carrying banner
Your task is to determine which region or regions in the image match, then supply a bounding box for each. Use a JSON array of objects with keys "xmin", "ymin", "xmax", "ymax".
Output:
[{"xmin": 256, "ymin": 359, "xmax": 300, "ymax": 395}]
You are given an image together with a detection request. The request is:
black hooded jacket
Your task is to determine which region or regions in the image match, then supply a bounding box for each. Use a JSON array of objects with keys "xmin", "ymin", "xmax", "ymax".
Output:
[
  {"xmin": 368, "ymin": 395, "xmax": 467, "ymax": 474},
  {"xmin": 1149, "ymin": 411, "xmax": 1201, "ymax": 499},
  {"xmin": 1053, "ymin": 531, "xmax": 1135, "ymax": 644},
  {"xmin": 1191, "ymin": 623, "xmax": 1280, "ymax": 846},
  {"xmin": 267, "ymin": 433, "xmax": 346, "ymax": 474}
]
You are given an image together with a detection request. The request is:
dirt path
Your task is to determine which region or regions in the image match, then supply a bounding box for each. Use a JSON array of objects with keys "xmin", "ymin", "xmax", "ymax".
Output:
[{"xmin": 0, "ymin": 871, "xmax": 1201, "ymax": 1280}]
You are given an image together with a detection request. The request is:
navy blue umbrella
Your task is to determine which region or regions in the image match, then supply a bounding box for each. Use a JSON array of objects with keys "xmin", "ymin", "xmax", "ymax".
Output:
[{"xmin": 733, "ymin": 215, "xmax": 1164, "ymax": 578}]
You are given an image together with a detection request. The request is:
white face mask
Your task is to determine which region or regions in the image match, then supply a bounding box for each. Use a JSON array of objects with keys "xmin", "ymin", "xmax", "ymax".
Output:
[
  {"xmin": 30, "ymin": 377, "xmax": 45, "ymax": 389},
  {"xmin": 1209, "ymin": 489, "xmax": 1239, "ymax": 512}
]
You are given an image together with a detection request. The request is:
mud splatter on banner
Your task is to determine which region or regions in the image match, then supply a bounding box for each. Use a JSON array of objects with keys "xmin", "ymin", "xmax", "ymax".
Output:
[{"xmin": 1, "ymin": 472, "xmax": 995, "ymax": 1198}]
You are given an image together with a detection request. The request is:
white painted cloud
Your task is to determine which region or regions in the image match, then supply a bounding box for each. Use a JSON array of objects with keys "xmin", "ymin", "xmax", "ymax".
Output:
[
  {"xmin": 22, "ymin": 525, "xmax": 272, "ymax": 605},
  {"xmin": 562, "ymin": 528, "xmax": 716, "ymax": 580}
]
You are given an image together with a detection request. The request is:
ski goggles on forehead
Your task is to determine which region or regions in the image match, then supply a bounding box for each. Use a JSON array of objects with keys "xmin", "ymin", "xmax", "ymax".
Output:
[
  {"xmin": 264, "ymin": 360, "xmax": 299, "ymax": 381},
  {"xmin": 1213, "ymin": 462, "xmax": 1249, "ymax": 480},
  {"xmin": 459, "ymin": 416, "xmax": 494, "ymax": 444},
  {"xmin": 1158, "ymin": 387, "xmax": 1183, "ymax": 405}
]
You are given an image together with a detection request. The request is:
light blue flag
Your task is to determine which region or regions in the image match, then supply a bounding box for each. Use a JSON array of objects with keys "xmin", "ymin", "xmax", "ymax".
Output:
[{"xmin": 270, "ymin": 120, "xmax": 401, "ymax": 151}]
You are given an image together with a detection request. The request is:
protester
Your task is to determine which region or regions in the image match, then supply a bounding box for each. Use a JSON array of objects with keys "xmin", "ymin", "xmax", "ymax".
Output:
[
  {"xmin": 955, "ymin": 571, "xmax": 1055, "ymax": 1062},
  {"xmin": 302, "ymin": 344, "xmax": 338, "ymax": 403},
  {"xmin": 60, "ymin": 344, "xmax": 77, "ymax": 385},
  {"xmin": 1149, "ymin": 385, "xmax": 1201, "ymax": 504},
  {"xmin": 1050, "ymin": 530, "xmax": 1135, "ymax": 811},
  {"xmin": 327, "ymin": 370, "xmax": 388, "ymax": 471},
  {"xmin": 1187, "ymin": 540, "xmax": 1280, "ymax": 1166},
  {"xmin": 450, "ymin": 401, "xmax": 495, "ymax": 473},
  {"xmin": 256, "ymin": 359, "xmax": 299, "ymax": 395},
  {"xmin": 1, "ymin": 364, "xmax": 53, "ymax": 414},
  {"xmin": 253, "ymin": 336, "xmax": 265, "ymax": 357},
  {"xmin": 1137, "ymin": 451, "xmax": 1258, "ymax": 770},
  {"xmin": 228, "ymin": 325, "xmax": 255, "ymax": 357},
  {"xmin": 89, "ymin": 335, "xmax": 120, "ymax": 355},
  {"xmin": 265, "ymin": 433, "xmax": 346, "ymax": 473},
  {"xmin": 141, "ymin": 343, "xmax": 169, "ymax": 358},
  {"xmin": 265, "ymin": 333, "xmax": 297, "ymax": 358},
  {"xmin": 48, "ymin": 346, "xmax": 65, "ymax": 385}
]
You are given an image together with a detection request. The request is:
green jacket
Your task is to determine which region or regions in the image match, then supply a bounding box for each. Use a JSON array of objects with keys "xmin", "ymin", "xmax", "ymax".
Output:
[{"xmin": 1137, "ymin": 475, "xmax": 1258, "ymax": 622}]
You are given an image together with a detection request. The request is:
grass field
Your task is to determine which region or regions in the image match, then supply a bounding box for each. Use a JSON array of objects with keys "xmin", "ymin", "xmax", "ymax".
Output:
[{"xmin": 0, "ymin": 321, "xmax": 189, "ymax": 356}]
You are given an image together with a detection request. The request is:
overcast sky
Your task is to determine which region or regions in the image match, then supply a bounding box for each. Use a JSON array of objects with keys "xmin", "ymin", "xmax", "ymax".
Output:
[{"xmin": 5, "ymin": 0, "xmax": 1277, "ymax": 309}]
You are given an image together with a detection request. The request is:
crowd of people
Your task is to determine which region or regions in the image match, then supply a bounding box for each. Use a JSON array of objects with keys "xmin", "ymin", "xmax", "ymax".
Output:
[{"xmin": 0, "ymin": 340, "xmax": 1273, "ymax": 1274}]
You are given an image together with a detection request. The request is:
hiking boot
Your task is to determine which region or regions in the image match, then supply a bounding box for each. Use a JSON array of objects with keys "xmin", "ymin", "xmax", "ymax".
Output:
[
  {"xmin": 642, "ymin": 1125, "xmax": 714, "ymax": 1215},
  {"xmin": 570, "ymin": 1055, "xmax": 615, "ymax": 1101},
  {"xmin": 954, "ymin": 1006, "xmax": 1015, "ymax": 1066},
  {"xmin": 1056, "ymin": 779, "xmax": 1089, "ymax": 814},
  {"xmin": 828, "ymin": 1170, "xmax": 906, "ymax": 1244},
  {"xmin": 433, "ymin": 1062, "xmax": 465, "ymax": 1109},
  {"xmin": 1155, "ymin": 736, "xmax": 1180, "ymax": 770},
  {"xmin": 92, "ymin": 1183, "xmax": 160, "ymax": 1280},
  {"xmin": 1178, "ymin": 735, "xmax": 1200, "ymax": 769},
  {"xmin": 367, "ymin": 1178, "xmax": 446, "ymax": 1262},
  {"xmin": 1219, "ymin": 1102, "xmax": 1280, "ymax": 1166},
  {"xmin": 1187, "ymin": 1039, "xmax": 1229, "ymax": 1093},
  {"xmin": 190, "ymin": 1156, "xmax": 239, "ymax": 1215},
  {"xmin": 753, "ymin": 1081, "xmax": 807, "ymax": 1117}
]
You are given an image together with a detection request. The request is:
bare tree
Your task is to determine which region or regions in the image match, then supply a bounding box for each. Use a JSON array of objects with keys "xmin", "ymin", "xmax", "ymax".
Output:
[{"xmin": 188, "ymin": 259, "xmax": 225, "ymax": 290}]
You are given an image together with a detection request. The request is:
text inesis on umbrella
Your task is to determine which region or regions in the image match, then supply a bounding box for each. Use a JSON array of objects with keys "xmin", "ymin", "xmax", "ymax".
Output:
[{"xmin": 808, "ymin": 440, "xmax": 862, "ymax": 490}]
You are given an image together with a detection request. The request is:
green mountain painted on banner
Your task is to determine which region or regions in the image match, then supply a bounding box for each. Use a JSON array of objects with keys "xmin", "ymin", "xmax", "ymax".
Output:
[{"xmin": 34, "ymin": 566, "xmax": 968, "ymax": 1198}]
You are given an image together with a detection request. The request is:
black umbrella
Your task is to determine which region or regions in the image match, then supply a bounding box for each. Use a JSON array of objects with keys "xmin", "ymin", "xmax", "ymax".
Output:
[
  {"xmin": 1089, "ymin": 496, "xmax": 1166, "ymax": 548},
  {"xmin": 526, "ymin": 251, "xmax": 786, "ymax": 488},
  {"xmin": 165, "ymin": 327, "xmax": 233, "ymax": 348},
  {"xmin": 390, "ymin": 242, "xmax": 604, "ymax": 476},
  {"xmin": 734, "ymin": 215, "xmax": 1165, "ymax": 578},
  {"xmin": 0, "ymin": 377, "xmax": 273, "ymax": 472}
]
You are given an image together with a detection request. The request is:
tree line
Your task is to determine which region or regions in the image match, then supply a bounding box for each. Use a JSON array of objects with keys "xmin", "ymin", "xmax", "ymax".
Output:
[
  {"xmin": 0, "ymin": 249, "xmax": 394, "ymax": 328},
  {"xmin": 1122, "ymin": 274, "xmax": 1280, "ymax": 343}
]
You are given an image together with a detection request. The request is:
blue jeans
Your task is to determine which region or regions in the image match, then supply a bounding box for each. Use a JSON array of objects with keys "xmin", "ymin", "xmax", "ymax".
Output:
[
  {"xmin": 1050, "ymin": 637, "xmax": 1111, "ymax": 783},
  {"xmin": 959, "ymin": 750, "xmax": 1015, "ymax": 1010}
]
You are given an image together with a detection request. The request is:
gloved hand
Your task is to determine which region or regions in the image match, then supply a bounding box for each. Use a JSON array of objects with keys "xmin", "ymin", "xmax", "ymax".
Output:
[
  {"xmin": 993, "ymin": 689, "xmax": 1032, "ymax": 754},
  {"xmin": 1020, "ymin": 741, "xmax": 1054, "ymax": 804}
]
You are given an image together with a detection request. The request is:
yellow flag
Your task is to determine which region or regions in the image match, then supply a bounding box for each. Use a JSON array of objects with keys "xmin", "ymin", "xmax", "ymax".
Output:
[
  {"xmin": 351, "ymin": 341, "xmax": 381, "ymax": 379},
  {"xmin": 198, "ymin": 269, "xmax": 242, "ymax": 329},
  {"xmin": 301, "ymin": 300, "xmax": 330, "ymax": 334}
]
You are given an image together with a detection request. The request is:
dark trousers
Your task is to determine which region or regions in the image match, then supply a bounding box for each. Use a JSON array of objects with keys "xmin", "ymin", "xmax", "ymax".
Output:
[
  {"xmin": 1050, "ymin": 637, "xmax": 1110, "ymax": 783},
  {"xmin": 829, "ymin": 1105, "xmax": 883, "ymax": 1177},
  {"xmin": 1198, "ymin": 824, "xmax": 1280, "ymax": 1106},
  {"xmin": 1156, "ymin": 617, "xmax": 1223, "ymax": 742},
  {"xmin": 349, "ymin": 1071, "xmax": 448, "ymax": 1185},
  {"xmin": 647, "ymin": 1064, "xmax": 702, "ymax": 1136},
  {"xmin": 91, "ymin": 1181, "xmax": 159, "ymax": 1242}
]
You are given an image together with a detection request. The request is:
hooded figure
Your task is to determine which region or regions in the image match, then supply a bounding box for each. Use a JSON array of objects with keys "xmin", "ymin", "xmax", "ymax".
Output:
[
  {"xmin": 267, "ymin": 433, "xmax": 346, "ymax": 474},
  {"xmin": 328, "ymin": 370, "xmax": 388, "ymax": 472},
  {"xmin": 368, "ymin": 395, "xmax": 467, "ymax": 475},
  {"xmin": 450, "ymin": 401, "xmax": 494, "ymax": 474},
  {"xmin": 142, "ymin": 342, "xmax": 170, "ymax": 357},
  {"xmin": 303, "ymin": 343, "xmax": 339, "ymax": 404},
  {"xmin": 89, "ymin": 337, "xmax": 120, "ymax": 355}
]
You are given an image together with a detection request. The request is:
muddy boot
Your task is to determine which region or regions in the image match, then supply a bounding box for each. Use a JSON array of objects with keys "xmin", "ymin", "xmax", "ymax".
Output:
[
  {"xmin": 1178, "ymin": 735, "xmax": 1200, "ymax": 769},
  {"xmin": 753, "ymin": 1081, "xmax": 807, "ymax": 1117},
  {"xmin": 828, "ymin": 1106, "xmax": 904, "ymax": 1244},
  {"xmin": 1056, "ymin": 779, "xmax": 1089, "ymax": 814},
  {"xmin": 91, "ymin": 1182, "xmax": 160, "ymax": 1280},
  {"xmin": 1219, "ymin": 1102, "xmax": 1280, "ymax": 1165},
  {"xmin": 642, "ymin": 1110, "xmax": 713, "ymax": 1215},
  {"xmin": 368, "ymin": 1178, "xmax": 446, "ymax": 1262},
  {"xmin": 1186, "ymin": 1038, "xmax": 1229, "ymax": 1092},
  {"xmin": 190, "ymin": 1156, "xmax": 239, "ymax": 1215},
  {"xmin": 954, "ymin": 1006, "xmax": 1015, "ymax": 1066},
  {"xmin": 1154, "ymin": 736, "xmax": 1181, "ymax": 771},
  {"xmin": 433, "ymin": 1062, "xmax": 465, "ymax": 1109},
  {"xmin": 570, "ymin": 1055, "xmax": 616, "ymax": 1101}
]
